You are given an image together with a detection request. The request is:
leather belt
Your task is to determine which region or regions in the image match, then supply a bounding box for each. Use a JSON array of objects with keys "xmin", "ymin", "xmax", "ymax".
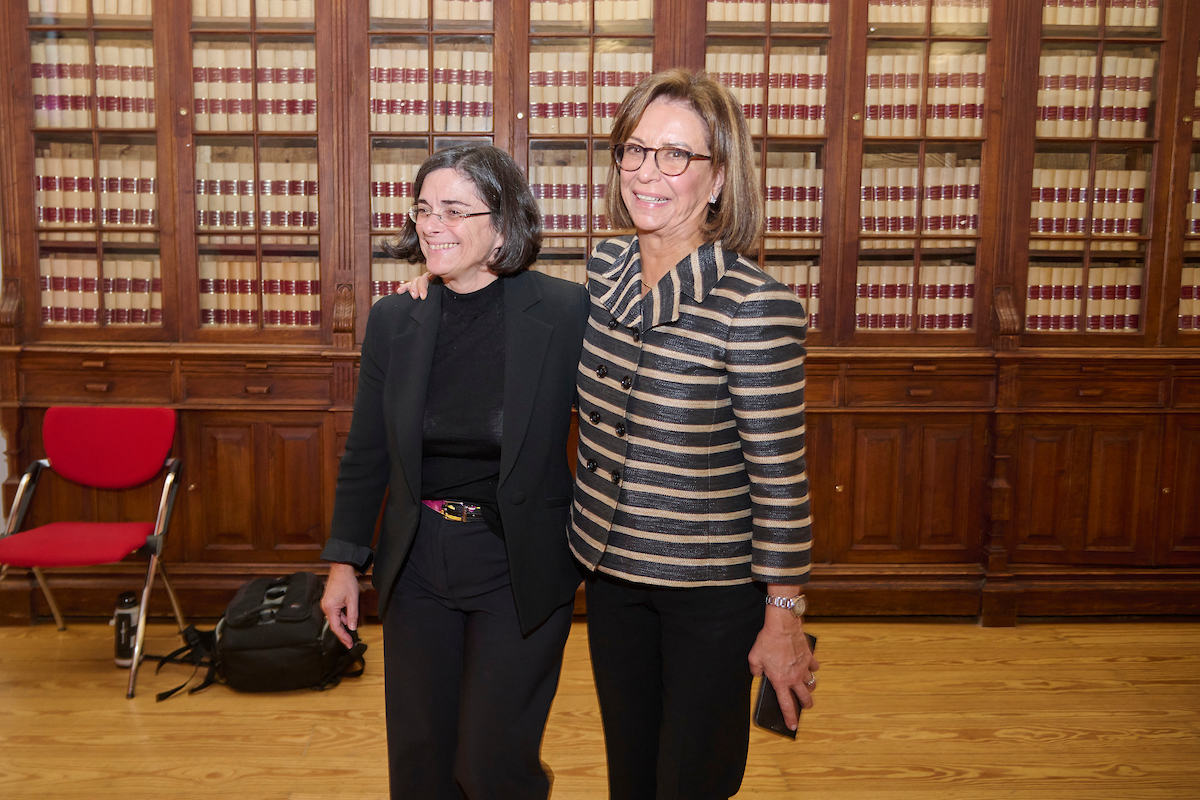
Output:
[{"xmin": 422, "ymin": 499, "xmax": 485, "ymax": 523}]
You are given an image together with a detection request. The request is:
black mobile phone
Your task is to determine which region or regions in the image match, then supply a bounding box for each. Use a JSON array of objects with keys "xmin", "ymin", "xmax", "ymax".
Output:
[{"xmin": 752, "ymin": 632, "xmax": 818, "ymax": 740}]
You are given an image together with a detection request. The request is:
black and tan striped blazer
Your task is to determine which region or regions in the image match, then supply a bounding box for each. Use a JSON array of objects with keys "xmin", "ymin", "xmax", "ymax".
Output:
[{"xmin": 569, "ymin": 236, "xmax": 813, "ymax": 587}]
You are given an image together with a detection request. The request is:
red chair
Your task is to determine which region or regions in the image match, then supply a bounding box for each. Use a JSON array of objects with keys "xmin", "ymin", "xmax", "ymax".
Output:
[{"xmin": 0, "ymin": 406, "xmax": 186, "ymax": 698}]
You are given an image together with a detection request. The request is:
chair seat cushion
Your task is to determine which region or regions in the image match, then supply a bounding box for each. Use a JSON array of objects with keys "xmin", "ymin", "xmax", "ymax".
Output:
[{"xmin": 0, "ymin": 522, "xmax": 154, "ymax": 567}]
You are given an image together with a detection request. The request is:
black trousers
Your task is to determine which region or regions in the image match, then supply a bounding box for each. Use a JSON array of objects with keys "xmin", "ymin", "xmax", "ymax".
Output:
[
  {"xmin": 585, "ymin": 573, "xmax": 766, "ymax": 800},
  {"xmin": 382, "ymin": 504, "xmax": 573, "ymax": 800}
]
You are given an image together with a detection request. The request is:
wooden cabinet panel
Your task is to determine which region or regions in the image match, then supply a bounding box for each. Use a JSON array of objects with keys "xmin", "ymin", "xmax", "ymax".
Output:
[
  {"xmin": 845, "ymin": 375, "xmax": 994, "ymax": 407},
  {"xmin": 263, "ymin": 421, "xmax": 325, "ymax": 553},
  {"xmin": 18, "ymin": 354, "xmax": 174, "ymax": 404},
  {"xmin": 916, "ymin": 423, "xmax": 981, "ymax": 552},
  {"xmin": 183, "ymin": 412, "xmax": 328, "ymax": 562},
  {"xmin": 1172, "ymin": 378, "xmax": 1200, "ymax": 408},
  {"xmin": 848, "ymin": 421, "xmax": 906, "ymax": 553},
  {"xmin": 185, "ymin": 417, "xmax": 258, "ymax": 560},
  {"xmin": 831, "ymin": 414, "xmax": 984, "ymax": 563},
  {"xmin": 1011, "ymin": 414, "xmax": 1160, "ymax": 565},
  {"xmin": 1157, "ymin": 416, "xmax": 1200, "ymax": 565},
  {"xmin": 1017, "ymin": 376, "xmax": 1165, "ymax": 408},
  {"xmin": 182, "ymin": 372, "xmax": 332, "ymax": 405},
  {"xmin": 21, "ymin": 371, "xmax": 173, "ymax": 403}
]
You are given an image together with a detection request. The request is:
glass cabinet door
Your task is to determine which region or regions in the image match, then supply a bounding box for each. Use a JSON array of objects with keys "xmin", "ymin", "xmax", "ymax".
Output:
[{"xmin": 28, "ymin": 4, "xmax": 170, "ymax": 340}]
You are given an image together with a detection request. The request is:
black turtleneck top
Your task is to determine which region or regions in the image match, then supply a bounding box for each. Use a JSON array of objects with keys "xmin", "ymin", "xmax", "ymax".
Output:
[{"xmin": 421, "ymin": 278, "xmax": 506, "ymax": 536}]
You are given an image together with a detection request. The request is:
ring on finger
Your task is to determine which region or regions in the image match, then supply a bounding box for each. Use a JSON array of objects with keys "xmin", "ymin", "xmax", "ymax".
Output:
[{"xmin": 804, "ymin": 675, "xmax": 816, "ymax": 688}]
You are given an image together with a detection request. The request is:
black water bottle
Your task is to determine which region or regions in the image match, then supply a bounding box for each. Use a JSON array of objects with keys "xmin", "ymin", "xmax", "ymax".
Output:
[{"xmin": 113, "ymin": 591, "xmax": 139, "ymax": 667}]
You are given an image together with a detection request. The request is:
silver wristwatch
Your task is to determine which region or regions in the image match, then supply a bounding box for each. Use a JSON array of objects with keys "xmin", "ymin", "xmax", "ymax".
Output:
[{"xmin": 765, "ymin": 593, "xmax": 807, "ymax": 618}]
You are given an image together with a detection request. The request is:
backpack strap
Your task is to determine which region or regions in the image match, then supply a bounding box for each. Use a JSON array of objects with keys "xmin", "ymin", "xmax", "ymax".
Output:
[
  {"xmin": 314, "ymin": 634, "xmax": 368, "ymax": 691},
  {"xmin": 155, "ymin": 625, "xmax": 220, "ymax": 702}
]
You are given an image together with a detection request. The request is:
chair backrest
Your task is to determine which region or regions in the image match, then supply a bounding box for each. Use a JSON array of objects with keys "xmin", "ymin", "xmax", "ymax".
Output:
[{"xmin": 42, "ymin": 406, "xmax": 177, "ymax": 490}]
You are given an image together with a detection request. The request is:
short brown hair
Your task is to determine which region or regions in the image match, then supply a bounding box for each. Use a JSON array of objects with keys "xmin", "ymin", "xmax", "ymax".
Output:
[
  {"xmin": 385, "ymin": 145, "xmax": 542, "ymax": 276},
  {"xmin": 606, "ymin": 69, "xmax": 762, "ymax": 255}
]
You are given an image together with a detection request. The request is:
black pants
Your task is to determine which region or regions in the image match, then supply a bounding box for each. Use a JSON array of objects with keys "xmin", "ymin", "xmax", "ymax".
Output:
[
  {"xmin": 585, "ymin": 573, "xmax": 766, "ymax": 800},
  {"xmin": 382, "ymin": 504, "xmax": 573, "ymax": 800}
]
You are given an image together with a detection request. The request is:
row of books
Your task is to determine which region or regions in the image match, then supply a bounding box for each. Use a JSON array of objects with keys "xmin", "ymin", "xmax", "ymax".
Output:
[
  {"xmin": 30, "ymin": 0, "xmax": 152, "ymax": 21},
  {"xmin": 32, "ymin": 39, "xmax": 159, "ymax": 130},
  {"xmin": 926, "ymin": 53, "xmax": 985, "ymax": 138},
  {"xmin": 765, "ymin": 167, "xmax": 824, "ymax": 233},
  {"xmin": 530, "ymin": 1, "xmax": 588, "ymax": 25},
  {"xmin": 370, "ymin": 161, "xmax": 418, "ymax": 229},
  {"xmin": 95, "ymin": 157, "xmax": 158, "ymax": 227},
  {"xmin": 766, "ymin": 51, "xmax": 828, "ymax": 136},
  {"xmin": 1024, "ymin": 264, "xmax": 1144, "ymax": 331},
  {"xmin": 864, "ymin": 54, "xmax": 923, "ymax": 138},
  {"xmin": 198, "ymin": 258, "xmax": 322, "ymax": 326},
  {"xmin": 195, "ymin": 159, "xmax": 319, "ymax": 230},
  {"xmin": 529, "ymin": 164, "xmax": 614, "ymax": 232},
  {"xmin": 855, "ymin": 264, "xmax": 977, "ymax": 331},
  {"xmin": 766, "ymin": 262, "xmax": 821, "ymax": 330},
  {"xmin": 369, "ymin": 46, "xmax": 430, "ymax": 132},
  {"xmin": 192, "ymin": 42, "xmax": 255, "ymax": 132},
  {"xmin": 254, "ymin": 46, "xmax": 317, "ymax": 131},
  {"xmin": 36, "ymin": 150, "xmax": 97, "ymax": 227},
  {"xmin": 592, "ymin": 52, "xmax": 652, "ymax": 135},
  {"xmin": 1042, "ymin": 0, "xmax": 1160, "ymax": 28},
  {"xmin": 371, "ymin": 259, "xmax": 436, "ymax": 304},
  {"xmin": 368, "ymin": 0, "xmax": 493, "ymax": 22},
  {"xmin": 1178, "ymin": 267, "xmax": 1200, "ymax": 331},
  {"xmin": 1029, "ymin": 168, "xmax": 1147, "ymax": 236},
  {"xmin": 707, "ymin": 50, "xmax": 767, "ymax": 134},
  {"xmin": 1035, "ymin": 55, "xmax": 1154, "ymax": 139},
  {"xmin": 31, "ymin": 41, "xmax": 94, "ymax": 129},
  {"xmin": 867, "ymin": 0, "xmax": 931, "ymax": 24},
  {"xmin": 928, "ymin": 0, "xmax": 989, "ymax": 25},
  {"xmin": 39, "ymin": 256, "xmax": 162, "ymax": 326},
  {"xmin": 193, "ymin": 0, "xmax": 317, "ymax": 24},
  {"xmin": 530, "ymin": 0, "xmax": 653, "ymax": 23},
  {"xmin": 529, "ymin": 51, "xmax": 589, "ymax": 135},
  {"xmin": 370, "ymin": 47, "xmax": 495, "ymax": 133},
  {"xmin": 859, "ymin": 166, "xmax": 982, "ymax": 235}
]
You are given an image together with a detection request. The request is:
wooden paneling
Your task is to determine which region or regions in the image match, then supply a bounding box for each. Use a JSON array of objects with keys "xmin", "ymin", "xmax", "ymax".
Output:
[
  {"xmin": 1012, "ymin": 414, "xmax": 1161, "ymax": 565},
  {"xmin": 1158, "ymin": 415, "xmax": 1200, "ymax": 565}
]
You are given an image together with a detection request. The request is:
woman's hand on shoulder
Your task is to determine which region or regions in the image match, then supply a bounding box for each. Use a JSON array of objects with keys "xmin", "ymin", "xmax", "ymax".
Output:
[{"xmin": 398, "ymin": 272, "xmax": 433, "ymax": 299}]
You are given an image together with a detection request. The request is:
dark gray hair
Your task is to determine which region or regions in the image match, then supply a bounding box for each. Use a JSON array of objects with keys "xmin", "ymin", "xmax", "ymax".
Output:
[{"xmin": 385, "ymin": 145, "xmax": 542, "ymax": 276}]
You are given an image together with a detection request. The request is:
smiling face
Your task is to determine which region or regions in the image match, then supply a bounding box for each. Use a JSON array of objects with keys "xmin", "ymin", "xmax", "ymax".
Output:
[
  {"xmin": 619, "ymin": 98, "xmax": 725, "ymax": 258},
  {"xmin": 414, "ymin": 168, "xmax": 503, "ymax": 293}
]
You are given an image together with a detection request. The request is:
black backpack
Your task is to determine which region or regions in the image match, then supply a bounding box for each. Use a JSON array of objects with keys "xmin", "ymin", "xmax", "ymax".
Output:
[{"xmin": 156, "ymin": 571, "xmax": 367, "ymax": 701}]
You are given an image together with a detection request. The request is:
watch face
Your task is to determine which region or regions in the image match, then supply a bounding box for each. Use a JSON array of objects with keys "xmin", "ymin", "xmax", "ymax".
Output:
[{"xmin": 793, "ymin": 596, "xmax": 807, "ymax": 616}]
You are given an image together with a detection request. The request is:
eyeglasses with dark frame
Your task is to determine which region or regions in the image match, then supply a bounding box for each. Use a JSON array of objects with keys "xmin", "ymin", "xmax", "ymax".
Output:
[
  {"xmin": 407, "ymin": 206, "xmax": 493, "ymax": 227},
  {"xmin": 612, "ymin": 143, "xmax": 713, "ymax": 177}
]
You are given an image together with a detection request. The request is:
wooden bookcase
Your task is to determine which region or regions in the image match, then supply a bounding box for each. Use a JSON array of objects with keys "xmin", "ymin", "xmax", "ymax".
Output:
[{"xmin": 0, "ymin": 0, "xmax": 1197, "ymax": 625}]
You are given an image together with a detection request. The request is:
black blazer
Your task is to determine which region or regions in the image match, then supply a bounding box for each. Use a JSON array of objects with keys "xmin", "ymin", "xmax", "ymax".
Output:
[{"xmin": 322, "ymin": 270, "xmax": 589, "ymax": 634}]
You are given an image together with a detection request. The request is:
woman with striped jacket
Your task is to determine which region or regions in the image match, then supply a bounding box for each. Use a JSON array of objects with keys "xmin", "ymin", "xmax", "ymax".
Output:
[{"xmin": 570, "ymin": 68, "xmax": 817, "ymax": 800}]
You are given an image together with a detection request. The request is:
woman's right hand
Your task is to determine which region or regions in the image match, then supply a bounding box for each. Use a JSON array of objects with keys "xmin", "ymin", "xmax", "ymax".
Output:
[
  {"xmin": 399, "ymin": 271, "xmax": 433, "ymax": 299},
  {"xmin": 321, "ymin": 562, "xmax": 361, "ymax": 649}
]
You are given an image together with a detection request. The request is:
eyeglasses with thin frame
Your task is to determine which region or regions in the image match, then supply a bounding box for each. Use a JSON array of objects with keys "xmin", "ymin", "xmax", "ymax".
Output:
[
  {"xmin": 612, "ymin": 143, "xmax": 713, "ymax": 177},
  {"xmin": 407, "ymin": 206, "xmax": 492, "ymax": 227}
]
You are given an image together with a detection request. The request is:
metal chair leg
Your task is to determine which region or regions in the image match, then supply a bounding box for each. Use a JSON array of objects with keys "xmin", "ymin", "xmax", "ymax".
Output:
[
  {"xmin": 157, "ymin": 560, "xmax": 187, "ymax": 633},
  {"xmin": 127, "ymin": 554, "xmax": 158, "ymax": 699},
  {"xmin": 30, "ymin": 567, "xmax": 65, "ymax": 631}
]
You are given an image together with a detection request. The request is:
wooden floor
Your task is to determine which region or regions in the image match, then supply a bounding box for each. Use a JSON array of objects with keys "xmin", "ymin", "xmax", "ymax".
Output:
[{"xmin": 1, "ymin": 618, "xmax": 1199, "ymax": 799}]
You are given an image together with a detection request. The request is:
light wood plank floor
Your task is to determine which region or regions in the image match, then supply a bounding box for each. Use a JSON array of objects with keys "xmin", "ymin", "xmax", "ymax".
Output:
[{"xmin": 2, "ymin": 618, "xmax": 1199, "ymax": 799}]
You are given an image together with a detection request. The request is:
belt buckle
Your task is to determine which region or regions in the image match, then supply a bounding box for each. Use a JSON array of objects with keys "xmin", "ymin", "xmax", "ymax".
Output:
[{"xmin": 442, "ymin": 501, "xmax": 467, "ymax": 522}]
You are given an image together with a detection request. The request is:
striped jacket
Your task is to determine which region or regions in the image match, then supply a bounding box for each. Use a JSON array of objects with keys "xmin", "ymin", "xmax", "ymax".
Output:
[{"xmin": 569, "ymin": 236, "xmax": 812, "ymax": 587}]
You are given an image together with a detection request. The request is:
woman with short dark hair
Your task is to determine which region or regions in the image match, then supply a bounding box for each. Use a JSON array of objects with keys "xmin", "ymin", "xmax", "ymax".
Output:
[
  {"xmin": 572, "ymin": 68, "xmax": 817, "ymax": 800},
  {"xmin": 320, "ymin": 144, "xmax": 588, "ymax": 800}
]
